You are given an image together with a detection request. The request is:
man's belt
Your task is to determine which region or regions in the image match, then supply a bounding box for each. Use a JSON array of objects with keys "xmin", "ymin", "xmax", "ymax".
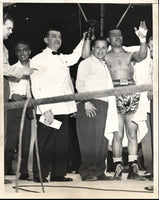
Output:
[{"xmin": 113, "ymin": 79, "xmax": 135, "ymax": 86}]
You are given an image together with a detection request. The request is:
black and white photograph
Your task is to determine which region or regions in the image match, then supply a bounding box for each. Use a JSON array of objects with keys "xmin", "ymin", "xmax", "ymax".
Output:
[{"xmin": 0, "ymin": 0, "xmax": 158, "ymax": 198}]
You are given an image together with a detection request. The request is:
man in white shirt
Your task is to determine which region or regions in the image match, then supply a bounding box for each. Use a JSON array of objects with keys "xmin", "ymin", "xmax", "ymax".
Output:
[
  {"xmin": 31, "ymin": 27, "xmax": 90, "ymax": 182},
  {"xmin": 3, "ymin": 14, "xmax": 34, "ymax": 184},
  {"xmin": 5, "ymin": 41, "xmax": 33, "ymax": 180},
  {"xmin": 76, "ymin": 38, "xmax": 114, "ymax": 181},
  {"xmin": 3, "ymin": 14, "xmax": 34, "ymax": 102}
]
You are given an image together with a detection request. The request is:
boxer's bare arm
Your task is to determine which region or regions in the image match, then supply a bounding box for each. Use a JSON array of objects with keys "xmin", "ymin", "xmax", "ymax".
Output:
[
  {"xmin": 132, "ymin": 21, "xmax": 148, "ymax": 62},
  {"xmin": 104, "ymin": 21, "xmax": 148, "ymax": 79}
]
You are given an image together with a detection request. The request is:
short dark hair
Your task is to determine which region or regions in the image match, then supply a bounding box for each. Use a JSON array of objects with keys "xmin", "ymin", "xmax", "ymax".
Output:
[
  {"xmin": 14, "ymin": 41, "xmax": 31, "ymax": 52},
  {"xmin": 3, "ymin": 13, "xmax": 14, "ymax": 24},
  {"xmin": 44, "ymin": 27, "xmax": 62, "ymax": 38},
  {"xmin": 92, "ymin": 37, "xmax": 107, "ymax": 47},
  {"xmin": 107, "ymin": 27, "xmax": 122, "ymax": 37}
]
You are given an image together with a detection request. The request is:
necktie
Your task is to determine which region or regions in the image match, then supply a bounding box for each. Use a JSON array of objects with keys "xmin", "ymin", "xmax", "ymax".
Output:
[{"xmin": 52, "ymin": 51, "xmax": 60, "ymax": 55}]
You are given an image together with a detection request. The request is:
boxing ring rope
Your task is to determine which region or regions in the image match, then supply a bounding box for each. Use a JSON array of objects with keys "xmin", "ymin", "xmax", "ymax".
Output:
[
  {"xmin": 5, "ymin": 84, "xmax": 152, "ymax": 110},
  {"xmin": 4, "ymin": 84, "xmax": 152, "ymax": 192},
  {"xmin": 14, "ymin": 100, "xmax": 45, "ymax": 193},
  {"xmin": 15, "ymin": 99, "xmax": 30, "ymax": 192}
]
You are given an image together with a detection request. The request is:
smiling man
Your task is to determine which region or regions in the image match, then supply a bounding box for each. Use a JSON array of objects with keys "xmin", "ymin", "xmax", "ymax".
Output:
[
  {"xmin": 76, "ymin": 37, "xmax": 114, "ymax": 181},
  {"xmin": 3, "ymin": 14, "xmax": 35, "ymax": 185},
  {"xmin": 3, "ymin": 14, "xmax": 34, "ymax": 102},
  {"xmin": 105, "ymin": 21, "xmax": 148, "ymax": 180},
  {"xmin": 5, "ymin": 41, "xmax": 33, "ymax": 180},
  {"xmin": 30, "ymin": 27, "xmax": 90, "ymax": 182}
]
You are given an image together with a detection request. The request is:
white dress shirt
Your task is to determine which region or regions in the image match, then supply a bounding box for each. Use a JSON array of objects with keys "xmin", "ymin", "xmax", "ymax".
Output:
[
  {"xmin": 9, "ymin": 61, "xmax": 31, "ymax": 99},
  {"xmin": 30, "ymin": 39, "xmax": 84, "ymax": 115},
  {"xmin": 76, "ymin": 54, "xmax": 119, "ymax": 140},
  {"xmin": 76, "ymin": 54, "xmax": 114, "ymax": 102}
]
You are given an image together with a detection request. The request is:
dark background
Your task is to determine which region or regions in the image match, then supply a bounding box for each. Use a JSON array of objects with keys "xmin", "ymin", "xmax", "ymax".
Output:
[{"xmin": 4, "ymin": 3, "xmax": 152, "ymax": 65}]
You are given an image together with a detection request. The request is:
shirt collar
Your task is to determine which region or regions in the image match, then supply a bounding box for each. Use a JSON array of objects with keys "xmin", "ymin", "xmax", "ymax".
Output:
[
  {"xmin": 43, "ymin": 47, "xmax": 59, "ymax": 54},
  {"xmin": 91, "ymin": 54, "xmax": 104, "ymax": 65},
  {"xmin": 17, "ymin": 60, "xmax": 31, "ymax": 67}
]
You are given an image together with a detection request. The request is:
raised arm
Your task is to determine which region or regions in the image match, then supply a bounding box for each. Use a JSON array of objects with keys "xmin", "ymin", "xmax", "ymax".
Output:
[
  {"xmin": 132, "ymin": 21, "xmax": 148, "ymax": 62},
  {"xmin": 62, "ymin": 31, "xmax": 91, "ymax": 66},
  {"xmin": 81, "ymin": 32, "xmax": 91, "ymax": 59}
]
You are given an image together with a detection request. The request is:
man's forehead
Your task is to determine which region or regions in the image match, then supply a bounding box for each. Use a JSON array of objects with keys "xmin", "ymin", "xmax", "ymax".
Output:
[
  {"xmin": 4, "ymin": 19, "xmax": 13, "ymax": 27},
  {"xmin": 49, "ymin": 30, "xmax": 61, "ymax": 35},
  {"xmin": 95, "ymin": 40, "xmax": 107, "ymax": 46},
  {"xmin": 16, "ymin": 44, "xmax": 29, "ymax": 50},
  {"xmin": 109, "ymin": 29, "xmax": 122, "ymax": 34}
]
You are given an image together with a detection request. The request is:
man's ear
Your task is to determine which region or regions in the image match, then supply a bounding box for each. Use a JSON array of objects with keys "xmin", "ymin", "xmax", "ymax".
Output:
[
  {"xmin": 44, "ymin": 37, "xmax": 48, "ymax": 44},
  {"xmin": 29, "ymin": 50, "xmax": 31, "ymax": 56}
]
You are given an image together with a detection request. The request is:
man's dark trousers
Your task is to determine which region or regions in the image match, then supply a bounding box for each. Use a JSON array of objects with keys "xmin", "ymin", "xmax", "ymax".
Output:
[
  {"xmin": 33, "ymin": 115, "xmax": 69, "ymax": 179},
  {"xmin": 5, "ymin": 107, "xmax": 31, "ymax": 175},
  {"xmin": 76, "ymin": 99, "xmax": 109, "ymax": 180}
]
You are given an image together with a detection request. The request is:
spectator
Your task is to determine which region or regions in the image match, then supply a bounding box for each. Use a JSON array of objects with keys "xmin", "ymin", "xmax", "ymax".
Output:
[
  {"xmin": 5, "ymin": 41, "xmax": 33, "ymax": 180},
  {"xmin": 76, "ymin": 37, "xmax": 114, "ymax": 181},
  {"xmin": 3, "ymin": 14, "xmax": 34, "ymax": 184}
]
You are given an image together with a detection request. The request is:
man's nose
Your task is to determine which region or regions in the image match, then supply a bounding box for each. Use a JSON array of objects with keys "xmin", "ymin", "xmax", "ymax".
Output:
[
  {"xmin": 99, "ymin": 49, "xmax": 103, "ymax": 53},
  {"xmin": 116, "ymin": 35, "xmax": 121, "ymax": 38},
  {"xmin": 20, "ymin": 51, "xmax": 25, "ymax": 56}
]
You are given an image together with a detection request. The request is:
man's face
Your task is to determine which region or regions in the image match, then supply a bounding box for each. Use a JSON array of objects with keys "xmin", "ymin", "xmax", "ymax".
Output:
[
  {"xmin": 44, "ymin": 30, "xmax": 62, "ymax": 51},
  {"xmin": 108, "ymin": 29, "xmax": 123, "ymax": 47},
  {"xmin": 15, "ymin": 44, "xmax": 31, "ymax": 63},
  {"xmin": 92, "ymin": 40, "xmax": 107, "ymax": 60},
  {"xmin": 3, "ymin": 19, "xmax": 14, "ymax": 40}
]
